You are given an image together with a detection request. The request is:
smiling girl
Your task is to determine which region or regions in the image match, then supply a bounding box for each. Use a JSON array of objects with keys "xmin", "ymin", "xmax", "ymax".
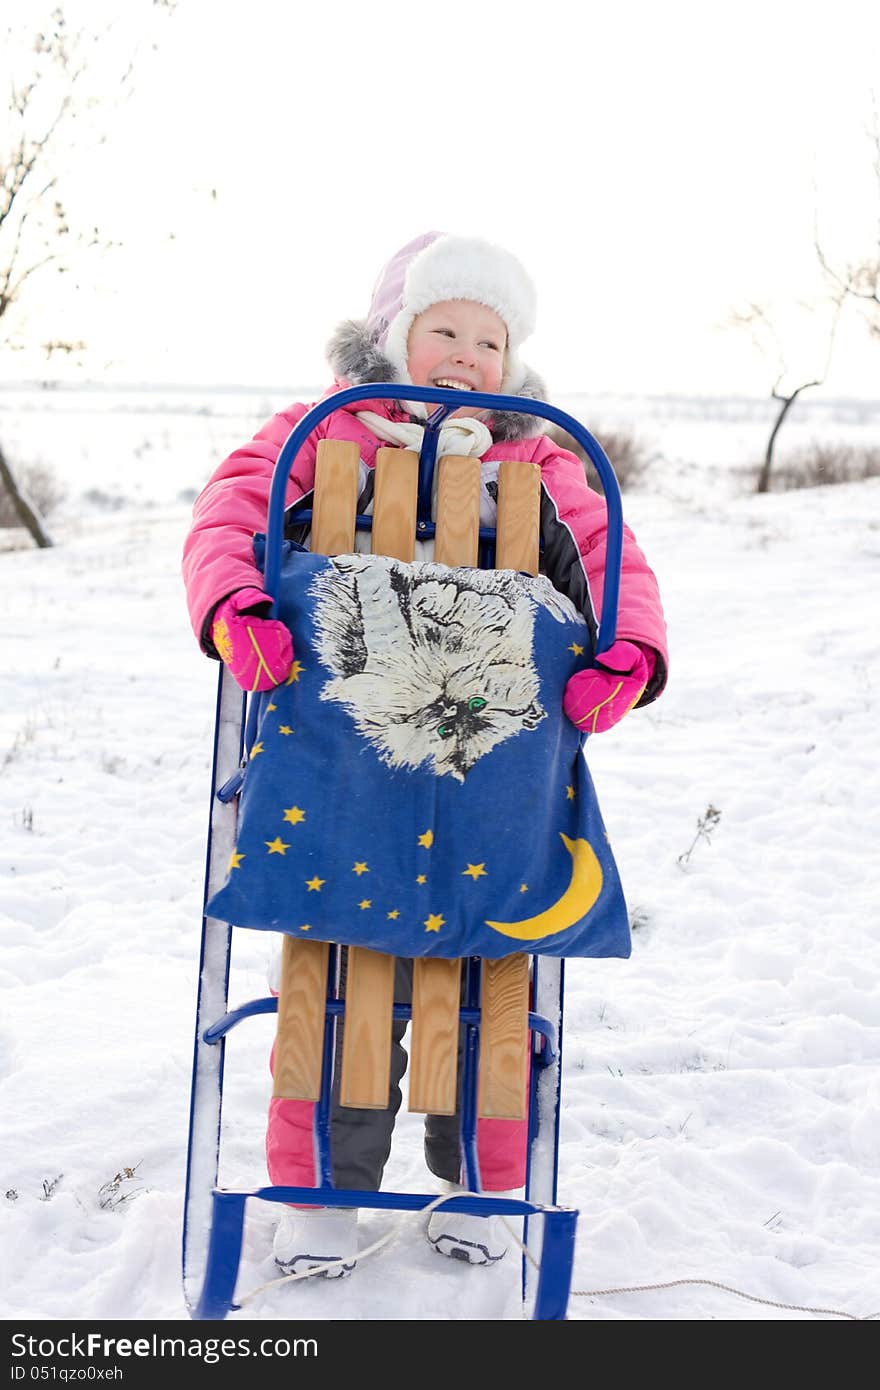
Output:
[{"xmin": 182, "ymin": 230, "xmax": 668, "ymax": 1277}]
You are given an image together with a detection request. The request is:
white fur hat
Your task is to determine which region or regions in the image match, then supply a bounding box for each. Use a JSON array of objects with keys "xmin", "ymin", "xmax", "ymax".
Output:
[{"xmin": 366, "ymin": 232, "xmax": 538, "ymax": 395}]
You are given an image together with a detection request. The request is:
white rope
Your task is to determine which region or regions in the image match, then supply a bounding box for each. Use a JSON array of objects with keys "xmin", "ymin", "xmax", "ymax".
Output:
[
  {"xmin": 570, "ymin": 1278, "xmax": 877, "ymax": 1321},
  {"xmin": 492, "ymin": 1222, "xmax": 875, "ymax": 1320},
  {"xmin": 239, "ymin": 1204, "xmax": 876, "ymax": 1321}
]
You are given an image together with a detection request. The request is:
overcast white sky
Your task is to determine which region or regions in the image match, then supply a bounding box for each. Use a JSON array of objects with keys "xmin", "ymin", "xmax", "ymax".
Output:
[{"xmin": 5, "ymin": 0, "xmax": 880, "ymax": 396}]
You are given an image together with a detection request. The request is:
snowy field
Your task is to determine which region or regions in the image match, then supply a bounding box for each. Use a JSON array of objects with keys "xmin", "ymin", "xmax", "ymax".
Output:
[{"xmin": 1, "ymin": 384, "xmax": 878, "ymax": 1324}]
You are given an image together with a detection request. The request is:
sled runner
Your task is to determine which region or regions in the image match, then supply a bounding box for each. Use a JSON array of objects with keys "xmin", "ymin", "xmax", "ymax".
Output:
[{"xmin": 182, "ymin": 385, "xmax": 624, "ymax": 1321}]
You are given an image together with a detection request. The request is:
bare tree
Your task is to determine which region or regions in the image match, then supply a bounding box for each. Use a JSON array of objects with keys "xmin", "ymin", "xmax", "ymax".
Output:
[
  {"xmin": 0, "ymin": 443, "xmax": 54, "ymax": 545},
  {"xmin": 0, "ymin": 3, "xmax": 176, "ymax": 546},
  {"xmin": 729, "ymin": 102, "xmax": 880, "ymax": 496},
  {"xmin": 730, "ymin": 296, "xmax": 843, "ymax": 494}
]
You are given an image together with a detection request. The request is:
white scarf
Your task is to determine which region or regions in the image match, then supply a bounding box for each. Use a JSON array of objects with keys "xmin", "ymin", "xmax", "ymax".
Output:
[{"xmin": 355, "ymin": 410, "xmax": 494, "ymax": 460}]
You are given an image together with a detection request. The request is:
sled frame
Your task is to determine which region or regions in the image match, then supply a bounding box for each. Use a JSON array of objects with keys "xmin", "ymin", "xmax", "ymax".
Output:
[{"xmin": 182, "ymin": 385, "xmax": 624, "ymax": 1321}]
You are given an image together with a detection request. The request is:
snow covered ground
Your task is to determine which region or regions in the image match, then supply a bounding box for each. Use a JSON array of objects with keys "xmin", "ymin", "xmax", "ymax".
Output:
[{"xmin": 1, "ymin": 386, "xmax": 878, "ymax": 1323}]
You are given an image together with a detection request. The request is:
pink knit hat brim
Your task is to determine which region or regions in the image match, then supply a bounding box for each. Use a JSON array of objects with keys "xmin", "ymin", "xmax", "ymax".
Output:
[{"xmin": 366, "ymin": 231, "xmax": 443, "ymax": 350}]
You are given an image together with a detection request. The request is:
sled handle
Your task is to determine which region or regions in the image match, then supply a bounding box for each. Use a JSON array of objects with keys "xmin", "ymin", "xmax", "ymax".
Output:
[{"xmin": 263, "ymin": 384, "xmax": 623, "ymax": 655}]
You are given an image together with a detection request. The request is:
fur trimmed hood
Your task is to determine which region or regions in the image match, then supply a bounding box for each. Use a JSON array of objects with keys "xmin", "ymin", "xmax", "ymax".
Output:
[{"xmin": 326, "ymin": 318, "xmax": 548, "ymax": 444}]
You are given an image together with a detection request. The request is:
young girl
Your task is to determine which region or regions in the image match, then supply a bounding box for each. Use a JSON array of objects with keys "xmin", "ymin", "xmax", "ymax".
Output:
[{"xmin": 182, "ymin": 231, "xmax": 668, "ymax": 1278}]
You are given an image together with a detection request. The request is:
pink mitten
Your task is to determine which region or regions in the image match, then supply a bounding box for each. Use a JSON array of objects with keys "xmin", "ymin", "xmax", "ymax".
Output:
[
  {"xmin": 211, "ymin": 587, "xmax": 293, "ymax": 692},
  {"xmin": 563, "ymin": 640, "xmax": 653, "ymax": 735}
]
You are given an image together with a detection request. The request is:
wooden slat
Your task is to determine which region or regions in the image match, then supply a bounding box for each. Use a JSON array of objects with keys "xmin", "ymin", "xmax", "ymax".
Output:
[
  {"xmin": 477, "ymin": 461, "xmax": 541, "ymax": 1120},
  {"xmin": 495, "ymin": 459, "xmax": 541, "ymax": 576},
  {"xmin": 406, "ymin": 455, "xmax": 480, "ymax": 1115},
  {"xmin": 338, "ymin": 448, "xmax": 419, "ymax": 1109},
  {"xmin": 309, "ymin": 439, "xmax": 360, "ymax": 554},
  {"xmin": 409, "ymin": 958, "xmax": 461, "ymax": 1115},
  {"xmin": 477, "ymin": 953, "xmax": 530, "ymax": 1121},
  {"xmin": 339, "ymin": 946, "xmax": 396, "ymax": 1108},
  {"xmin": 371, "ymin": 448, "xmax": 418, "ymax": 560},
  {"xmin": 272, "ymin": 936, "xmax": 330, "ymax": 1100},
  {"xmin": 272, "ymin": 438, "xmax": 359, "ymax": 1103},
  {"xmin": 434, "ymin": 455, "xmax": 480, "ymax": 566}
]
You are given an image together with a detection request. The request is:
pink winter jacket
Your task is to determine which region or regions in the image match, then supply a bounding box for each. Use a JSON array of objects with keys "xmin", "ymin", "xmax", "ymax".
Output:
[{"xmin": 182, "ymin": 381, "xmax": 669, "ymax": 704}]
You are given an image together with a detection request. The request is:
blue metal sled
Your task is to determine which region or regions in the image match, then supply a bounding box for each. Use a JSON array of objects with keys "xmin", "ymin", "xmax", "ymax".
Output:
[{"xmin": 182, "ymin": 387, "xmax": 623, "ymax": 1320}]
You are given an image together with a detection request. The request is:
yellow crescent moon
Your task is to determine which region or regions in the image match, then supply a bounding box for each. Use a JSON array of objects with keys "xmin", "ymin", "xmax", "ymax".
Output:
[{"xmin": 486, "ymin": 834, "xmax": 603, "ymax": 941}]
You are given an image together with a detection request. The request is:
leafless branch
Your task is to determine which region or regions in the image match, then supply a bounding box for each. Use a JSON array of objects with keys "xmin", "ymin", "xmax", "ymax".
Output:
[
  {"xmin": 0, "ymin": 96, "xmax": 71, "ymax": 230},
  {"xmin": 814, "ymin": 96, "xmax": 880, "ymax": 337}
]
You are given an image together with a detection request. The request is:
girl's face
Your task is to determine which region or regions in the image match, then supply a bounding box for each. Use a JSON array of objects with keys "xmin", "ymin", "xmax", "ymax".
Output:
[{"xmin": 406, "ymin": 299, "xmax": 507, "ymax": 413}]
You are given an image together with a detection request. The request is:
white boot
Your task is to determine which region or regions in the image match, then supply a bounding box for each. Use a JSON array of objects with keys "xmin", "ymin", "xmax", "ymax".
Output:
[
  {"xmin": 273, "ymin": 1207, "xmax": 358, "ymax": 1279},
  {"xmin": 426, "ymin": 1183, "xmax": 520, "ymax": 1265}
]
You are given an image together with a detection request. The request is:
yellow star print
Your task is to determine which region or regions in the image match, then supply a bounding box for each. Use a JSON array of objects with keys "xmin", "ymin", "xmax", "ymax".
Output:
[
  {"xmin": 352, "ymin": 862, "xmax": 369, "ymax": 876},
  {"xmin": 418, "ymin": 829, "xmax": 434, "ymax": 848},
  {"xmin": 416, "ymin": 874, "xmax": 427, "ymax": 885},
  {"xmin": 299, "ymin": 924, "xmax": 312, "ymax": 932},
  {"xmin": 424, "ymin": 913, "xmax": 445, "ymax": 933},
  {"xmin": 566, "ymin": 785, "xmax": 575, "ymax": 800},
  {"xmin": 462, "ymin": 863, "xmax": 487, "ymax": 880},
  {"xmin": 285, "ymin": 660, "xmax": 304, "ymax": 684},
  {"xmin": 387, "ymin": 909, "xmax": 400, "ymax": 919},
  {"xmin": 279, "ymin": 725, "xmax": 294, "ymax": 736},
  {"xmin": 249, "ymin": 741, "xmax": 264, "ymax": 757},
  {"xmin": 568, "ymin": 642, "xmax": 585, "ymax": 656},
  {"xmin": 305, "ymin": 875, "xmax": 325, "ymax": 892},
  {"xmin": 520, "ymin": 884, "xmax": 529, "ymax": 893},
  {"xmin": 283, "ymin": 806, "xmax": 306, "ymax": 824},
  {"xmin": 227, "ymin": 851, "xmax": 245, "ymax": 871},
  {"xmin": 265, "ymin": 837, "xmax": 289, "ymax": 855},
  {"xmin": 266, "ymin": 703, "xmax": 277, "ymax": 712},
  {"xmin": 358, "ymin": 899, "xmax": 371, "ymax": 910}
]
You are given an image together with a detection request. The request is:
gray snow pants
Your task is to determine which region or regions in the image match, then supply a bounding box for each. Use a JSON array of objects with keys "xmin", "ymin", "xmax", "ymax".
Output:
[{"xmin": 329, "ymin": 951, "xmax": 463, "ymax": 1191}]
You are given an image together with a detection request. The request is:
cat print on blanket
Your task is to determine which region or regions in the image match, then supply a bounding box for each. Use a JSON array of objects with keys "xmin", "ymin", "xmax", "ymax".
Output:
[{"xmin": 311, "ymin": 555, "xmax": 578, "ymax": 782}]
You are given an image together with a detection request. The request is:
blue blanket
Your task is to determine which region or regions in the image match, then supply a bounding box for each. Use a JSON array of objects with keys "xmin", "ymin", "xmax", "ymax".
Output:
[{"xmin": 206, "ymin": 544, "xmax": 631, "ymax": 960}]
